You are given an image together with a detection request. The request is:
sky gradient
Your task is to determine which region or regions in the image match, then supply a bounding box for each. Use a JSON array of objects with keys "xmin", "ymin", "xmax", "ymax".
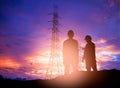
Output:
[{"xmin": 0, "ymin": 0, "xmax": 120, "ymax": 79}]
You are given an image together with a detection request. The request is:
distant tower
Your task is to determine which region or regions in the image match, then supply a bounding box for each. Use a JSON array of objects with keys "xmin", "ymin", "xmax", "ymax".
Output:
[{"xmin": 46, "ymin": 5, "xmax": 62, "ymax": 79}]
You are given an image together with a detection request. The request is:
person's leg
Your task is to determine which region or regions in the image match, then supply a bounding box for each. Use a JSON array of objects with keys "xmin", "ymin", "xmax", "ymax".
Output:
[
  {"xmin": 92, "ymin": 62, "xmax": 97, "ymax": 71},
  {"xmin": 64, "ymin": 63, "xmax": 69, "ymax": 75},
  {"xmin": 86, "ymin": 61, "xmax": 91, "ymax": 71},
  {"xmin": 72, "ymin": 61, "xmax": 78, "ymax": 74},
  {"xmin": 86, "ymin": 66, "xmax": 91, "ymax": 71}
]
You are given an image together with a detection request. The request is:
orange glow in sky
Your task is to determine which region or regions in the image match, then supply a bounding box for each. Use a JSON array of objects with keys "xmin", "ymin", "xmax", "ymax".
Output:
[
  {"xmin": 0, "ymin": 58, "xmax": 21, "ymax": 69},
  {"xmin": 25, "ymin": 38, "xmax": 119, "ymax": 78},
  {"xmin": 0, "ymin": 38, "xmax": 119, "ymax": 79}
]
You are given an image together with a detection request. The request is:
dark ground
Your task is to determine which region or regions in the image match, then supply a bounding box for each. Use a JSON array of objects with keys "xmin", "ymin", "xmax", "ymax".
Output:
[{"xmin": 0, "ymin": 69, "xmax": 120, "ymax": 88}]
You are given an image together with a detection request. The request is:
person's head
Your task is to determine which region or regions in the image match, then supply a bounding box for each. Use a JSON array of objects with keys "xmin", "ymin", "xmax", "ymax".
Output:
[
  {"xmin": 85, "ymin": 35, "xmax": 92, "ymax": 42},
  {"xmin": 68, "ymin": 30, "xmax": 74, "ymax": 38}
]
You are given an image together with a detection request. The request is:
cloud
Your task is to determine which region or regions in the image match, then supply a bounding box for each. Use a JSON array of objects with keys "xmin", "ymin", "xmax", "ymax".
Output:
[
  {"xmin": 107, "ymin": 37, "xmax": 120, "ymax": 50},
  {"xmin": 98, "ymin": 60, "xmax": 120, "ymax": 70}
]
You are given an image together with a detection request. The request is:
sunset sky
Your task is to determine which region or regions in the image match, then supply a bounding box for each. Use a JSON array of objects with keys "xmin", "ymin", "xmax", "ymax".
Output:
[{"xmin": 0, "ymin": 0, "xmax": 120, "ymax": 79}]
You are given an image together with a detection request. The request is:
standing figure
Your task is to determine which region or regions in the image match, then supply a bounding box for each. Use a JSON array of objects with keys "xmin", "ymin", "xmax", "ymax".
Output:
[
  {"xmin": 63, "ymin": 30, "xmax": 79, "ymax": 75},
  {"xmin": 82, "ymin": 35, "xmax": 97, "ymax": 71}
]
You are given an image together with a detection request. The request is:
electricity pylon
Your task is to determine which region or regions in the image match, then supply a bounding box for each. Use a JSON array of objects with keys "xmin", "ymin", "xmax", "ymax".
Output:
[{"xmin": 46, "ymin": 5, "xmax": 62, "ymax": 79}]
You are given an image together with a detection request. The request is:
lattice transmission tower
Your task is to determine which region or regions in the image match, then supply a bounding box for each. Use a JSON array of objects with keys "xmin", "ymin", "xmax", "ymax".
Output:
[{"xmin": 46, "ymin": 5, "xmax": 63, "ymax": 79}]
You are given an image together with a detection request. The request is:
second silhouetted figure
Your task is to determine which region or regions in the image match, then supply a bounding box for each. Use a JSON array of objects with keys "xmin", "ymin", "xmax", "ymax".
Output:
[{"xmin": 82, "ymin": 35, "xmax": 97, "ymax": 71}]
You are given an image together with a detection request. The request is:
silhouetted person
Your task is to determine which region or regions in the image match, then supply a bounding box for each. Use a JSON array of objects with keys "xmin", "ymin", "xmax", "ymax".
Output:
[
  {"xmin": 63, "ymin": 30, "xmax": 79, "ymax": 75},
  {"xmin": 82, "ymin": 35, "xmax": 97, "ymax": 71}
]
